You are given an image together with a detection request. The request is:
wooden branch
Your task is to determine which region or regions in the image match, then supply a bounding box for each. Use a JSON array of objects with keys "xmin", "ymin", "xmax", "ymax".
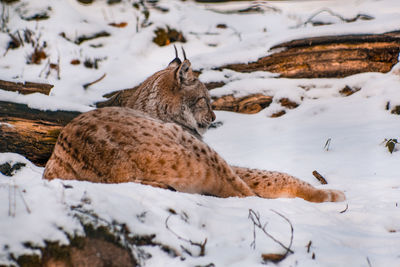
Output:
[
  {"xmin": 300, "ymin": 8, "xmax": 373, "ymax": 27},
  {"xmin": 248, "ymin": 209, "xmax": 294, "ymax": 264},
  {"xmin": 165, "ymin": 214, "xmax": 207, "ymax": 257},
  {"xmin": 340, "ymin": 204, "xmax": 349, "ymax": 214},
  {"xmin": 0, "ymin": 101, "xmax": 80, "ymax": 166},
  {"xmin": 204, "ymin": 81, "xmax": 225, "ymax": 90},
  {"xmin": 0, "ymin": 79, "xmax": 53, "ymax": 95},
  {"xmin": 211, "ymin": 94, "xmax": 273, "ymax": 114},
  {"xmin": 312, "ymin": 170, "xmax": 328, "ymax": 185},
  {"xmin": 83, "ymin": 73, "xmax": 107, "ymax": 89},
  {"xmin": 222, "ymin": 32, "xmax": 400, "ymax": 78}
]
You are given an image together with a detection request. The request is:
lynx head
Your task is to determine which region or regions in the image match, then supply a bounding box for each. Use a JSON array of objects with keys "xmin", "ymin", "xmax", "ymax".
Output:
[{"xmin": 129, "ymin": 46, "xmax": 216, "ymax": 138}]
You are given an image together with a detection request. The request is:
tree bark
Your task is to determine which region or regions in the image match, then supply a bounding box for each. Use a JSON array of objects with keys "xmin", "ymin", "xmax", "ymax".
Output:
[
  {"xmin": 211, "ymin": 94, "xmax": 273, "ymax": 114},
  {"xmin": 0, "ymin": 79, "xmax": 53, "ymax": 95},
  {"xmin": 0, "ymin": 101, "xmax": 80, "ymax": 166},
  {"xmin": 221, "ymin": 31, "xmax": 400, "ymax": 78}
]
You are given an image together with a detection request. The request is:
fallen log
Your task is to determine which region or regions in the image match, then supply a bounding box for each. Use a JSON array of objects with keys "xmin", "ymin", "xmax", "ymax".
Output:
[
  {"xmin": 221, "ymin": 31, "xmax": 400, "ymax": 78},
  {"xmin": 0, "ymin": 101, "xmax": 80, "ymax": 166},
  {"xmin": 0, "ymin": 79, "xmax": 53, "ymax": 95},
  {"xmin": 211, "ymin": 94, "xmax": 273, "ymax": 114}
]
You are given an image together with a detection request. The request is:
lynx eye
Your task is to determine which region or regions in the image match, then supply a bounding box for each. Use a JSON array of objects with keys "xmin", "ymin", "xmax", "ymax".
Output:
[{"xmin": 195, "ymin": 98, "xmax": 207, "ymax": 108}]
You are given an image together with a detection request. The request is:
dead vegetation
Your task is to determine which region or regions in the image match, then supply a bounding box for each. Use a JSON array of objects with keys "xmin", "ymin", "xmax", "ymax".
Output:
[
  {"xmin": 0, "ymin": 162, "xmax": 26, "ymax": 177},
  {"xmin": 21, "ymin": 10, "xmax": 50, "ymax": 21},
  {"xmin": 153, "ymin": 26, "xmax": 186, "ymax": 46},
  {"xmin": 298, "ymin": 8, "xmax": 373, "ymax": 27},
  {"xmin": 382, "ymin": 138, "xmax": 398, "ymax": 154},
  {"xmin": 202, "ymin": 1, "xmax": 281, "ymax": 14},
  {"xmin": 109, "ymin": 22, "xmax": 128, "ymax": 28},
  {"xmin": 270, "ymin": 110, "xmax": 286, "ymax": 118},
  {"xmin": 9, "ymin": 209, "xmax": 165, "ymax": 267},
  {"xmin": 165, "ymin": 212, "xmax": 207, "ymax": 257},
  {"xmin": 248, "ymin": 209, "xmax": 294, "ymax": 264},
  {"xmin": 339, "ymin": 85, "xmax": 361, "ymax": 96},
  {"xmin": 59, "ymin": 31, "xmax": 111, "ymax": 45},
  {"xmin": 4, "ymin": 29, "xmax": 48, "ymax": 64},
  {"xmin": 279, "ymin": 98, "xmax": 299, "ymax": 109},
  {"xmin": 386, "ymin": 101, "xmax": 400, "ymax": 115},
  {"xmin": 83, "ymin": 57, "xmax": 106, "ymax": 69},
  {"xmin": 391, "ymin": 105, "xmax": 400, "ymax": 115},
  {"xmin": 3, "ymin": 197, "xmax": 194, "ymax": 267}
]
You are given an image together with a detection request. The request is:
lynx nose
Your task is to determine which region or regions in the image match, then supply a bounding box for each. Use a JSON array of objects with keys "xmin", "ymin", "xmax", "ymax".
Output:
[{"xmin": 210, "ymin": 111, "xmax": 216, "ymax": 122}]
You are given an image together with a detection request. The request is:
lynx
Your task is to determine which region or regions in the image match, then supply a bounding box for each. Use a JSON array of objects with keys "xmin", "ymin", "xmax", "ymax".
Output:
[{"xmin": 44, "ymin": 48, "xmax": 345, "ymax": 202}]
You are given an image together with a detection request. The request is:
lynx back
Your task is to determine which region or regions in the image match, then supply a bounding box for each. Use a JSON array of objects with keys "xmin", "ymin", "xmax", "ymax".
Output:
[{"xmin": 44, "ymin": 49, "xmax": 345, "ymax": 203}]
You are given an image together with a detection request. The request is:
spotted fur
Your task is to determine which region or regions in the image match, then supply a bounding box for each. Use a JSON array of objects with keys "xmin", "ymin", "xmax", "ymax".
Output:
[{"xmin": 44, "ymin": 54, "xmax": 345, "ymax": 202}]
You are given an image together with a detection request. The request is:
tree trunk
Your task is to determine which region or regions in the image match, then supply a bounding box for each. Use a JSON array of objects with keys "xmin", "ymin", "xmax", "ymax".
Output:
[
  {"xmin": 221, "ymin": 31, "xmax": 400, "ymax": 78},
  {"xmin": 0, "ymin": 101, "xmax": 80, "ymax": 166}
]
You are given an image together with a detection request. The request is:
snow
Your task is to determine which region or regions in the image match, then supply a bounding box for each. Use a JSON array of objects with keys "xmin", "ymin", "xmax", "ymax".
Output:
[{"xmin": 1, "ymin": 0, "xmax": 400, "ymax": 266}]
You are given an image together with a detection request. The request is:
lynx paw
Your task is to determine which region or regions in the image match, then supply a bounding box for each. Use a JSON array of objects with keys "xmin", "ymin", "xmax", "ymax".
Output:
[{"xmin": 325, "ymin": 189, "xmax": 346, "ymax": 202}]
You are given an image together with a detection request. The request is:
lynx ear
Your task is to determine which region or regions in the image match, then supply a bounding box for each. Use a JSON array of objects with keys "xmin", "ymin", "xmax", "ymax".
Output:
[
  {"xmin": 176, "ymin": 60, "xmax": 192, "ymax": 85},
  {"xmin": 169, "ymin": 45, "xmax": 181, "ymax": 67}
]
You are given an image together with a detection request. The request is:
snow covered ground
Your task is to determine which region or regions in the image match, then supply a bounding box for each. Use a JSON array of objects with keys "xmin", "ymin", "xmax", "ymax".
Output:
[{"xmin": 1, "ymin": 0, "xmax": 400, "ymax": 266}]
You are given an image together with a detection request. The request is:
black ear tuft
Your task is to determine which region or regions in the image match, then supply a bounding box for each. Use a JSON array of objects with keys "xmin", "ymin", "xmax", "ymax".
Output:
[
  {"xmin": 169, "ymin": 58, "xmax": 181, "ymax": 67},
  {"xmin": 181, "ymin": 46, "xmax": 187, "ymax": 60},
  {"xmin": 169, "ymin": 45, "xmax": 181, "ymax": 67}
]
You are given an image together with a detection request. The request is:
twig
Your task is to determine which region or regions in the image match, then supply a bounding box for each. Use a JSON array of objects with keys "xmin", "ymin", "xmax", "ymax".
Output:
[
  {"xmin": 207, "ymin": 2, "xmax": 281, "ymax": 15},
  {"xmin": 312, "ymin": 170, "xmax": 328, "ymax": 185},
  {"xmin": 306, "ymin": 240, "xmax": 312, "ymax": 253},
  {"xmin": 12, "ymin": 183, "xmax": 16, "ymax": 217},
  {"xmin": 39, "ymin": 59, "xmax": 50, "ymax": 78},
  {"xmin": 366, "ymin": 257, "xmax": 372, "ymax": 267},
  {"xmin": 188, "ymin": 31, "xmax": 219, "ymax": 36},
  {"xmin": 1, "ymin": 4, "xmax": 9, "ymax": 32},
  {"xmin": 340, "ymin": 204, "xmax": 349, "ymax": 214},
  {"xmin": 57, "ymin": 51, "xmax": 61, "ymax": 80},
  {"xmin": 8, "ymin": 183, "xmax": 14, "ymax": 217},
  {"xmin": 271, "ymin": 209, "xmax": 294, "ymax": 258},
  {"xmin": 5, "ymin": 182, "xmax": 31, "ymax": 216},
  {"xmin": 16, "ymin": 30, "xmax": 24, "ymax": 47},
  {"xmin": 299, "ymin": 8, "xmax": 374, "ymax": 27},
  {"xmin": 324, "ymin": 138, "xmax": 331, "ymax": 151},
  {"xmin": 17, "ymin": 186, "xmax": 31, "ymax": 213},
  {"xmin": 228, "ymin": 25, "xmax": 242, "ymax": 42},
  {"xmin": 83, "ymin": 73, "xmax": 106, "ymax": 89},
  {"xmin": 248, "ymin": 209, "xmax": 294, "ymax": 255},
  {"xmin": 72, "ymin": 205, "xmax": 111, "ymax": 226},
  {"xmin": 165, "ymin": 214, "xmax": 207, "ymax": 257},
  {"xmin": 304, "ymin": 8, "xmax": 347, "ymax": 25}
]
